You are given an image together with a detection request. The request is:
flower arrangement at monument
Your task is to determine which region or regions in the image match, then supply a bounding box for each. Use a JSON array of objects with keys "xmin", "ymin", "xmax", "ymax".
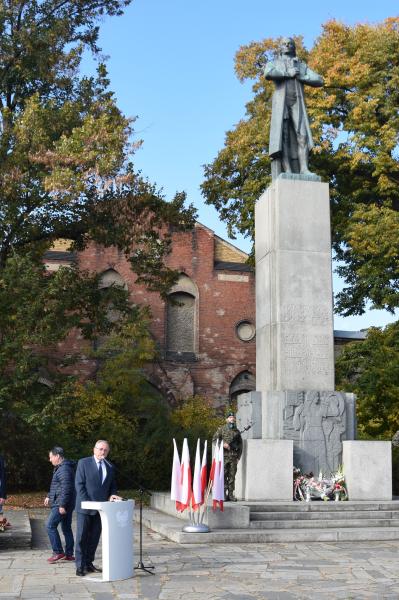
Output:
[
  {"xmin": 293, "ymin": 466, "xmax": 347, "ymax": 501},
  {"xmin": 0, "ymin": 517, "xmax": 11, "ymax": 532}
]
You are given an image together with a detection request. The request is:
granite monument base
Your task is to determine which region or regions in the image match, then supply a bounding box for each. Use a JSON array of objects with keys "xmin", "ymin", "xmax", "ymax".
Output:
[
  {"xmin": 235, "ymin": 439, "xmax": 293, "ymax": 501},
  {"xmin": 343, "ymin": 441, "xmax": 392, "ymax": 501}
]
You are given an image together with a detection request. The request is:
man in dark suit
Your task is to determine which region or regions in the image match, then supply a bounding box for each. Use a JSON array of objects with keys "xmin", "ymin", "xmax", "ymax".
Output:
[{"xmin": 75, "ymin": 440, "xmax": 121, "ymax": 576}]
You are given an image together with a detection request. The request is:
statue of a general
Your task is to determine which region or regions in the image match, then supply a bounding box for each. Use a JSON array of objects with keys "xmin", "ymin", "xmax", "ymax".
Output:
[{"xmin": 265, "ymin": 37, "xmax": 323, "ymax": 179}]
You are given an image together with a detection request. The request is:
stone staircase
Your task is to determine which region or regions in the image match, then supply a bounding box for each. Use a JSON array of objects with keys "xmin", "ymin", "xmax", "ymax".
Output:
[
  {"xmin": 250, "ymin": 501, "xmax": 399, "ymax": 528},
  {"xmin": 145, "ymin": 494, "xmax": 399, "ymax": 543}
]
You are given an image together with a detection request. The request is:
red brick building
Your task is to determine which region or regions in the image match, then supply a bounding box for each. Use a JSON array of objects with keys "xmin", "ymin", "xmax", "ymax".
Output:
[
  {"xmin": 46, "ymin": 223, "xmax": 256, "ymax": 406},
  {"xmin": 46, "ymin": 223, "xmax": 365, "ymax": 406}
]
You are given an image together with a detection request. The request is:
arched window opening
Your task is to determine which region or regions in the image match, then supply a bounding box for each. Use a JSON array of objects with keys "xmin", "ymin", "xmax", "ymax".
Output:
[
  {"xmin": 99, "ymin": 269, "xmax": 127, "ymax": 291},
  {"xmin": 229, "ymin": 371, "xmax": 256, "ymax": 401},
  {"xmin": 166, "ymin": 291, "xmax": 195, "ymax": 356}
]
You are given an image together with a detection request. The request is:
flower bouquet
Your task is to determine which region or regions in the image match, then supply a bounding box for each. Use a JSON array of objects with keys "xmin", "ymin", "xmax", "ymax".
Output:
[
  {"xmin": 0, "ymin": 517, "xmax": 11, "ymax": 532},
  {"xmin": 293, "ymin": 467, "xmax": 347, "ymax": 501}
]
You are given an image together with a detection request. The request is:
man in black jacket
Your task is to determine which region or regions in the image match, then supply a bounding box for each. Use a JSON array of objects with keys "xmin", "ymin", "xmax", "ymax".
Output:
[
  {"xmin": 44, "ymin": 446, "xmax": 76, "ymax": 563},
  {"xmin": 74, "ymin": 440, "xmax": 121, "ymax": 577}
]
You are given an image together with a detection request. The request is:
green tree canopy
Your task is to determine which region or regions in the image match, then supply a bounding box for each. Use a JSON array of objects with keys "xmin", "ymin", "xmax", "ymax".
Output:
[
  {"xmin": 0, "ymin": 0, "xmax": 196, "ymax": 412},
  {"xmin": 336, "ymin": 322, "xmax": 399, "ymax": 439},
  {"xmin": 201, "ymin": 18, "xmax": 399, "ymax": 316}
]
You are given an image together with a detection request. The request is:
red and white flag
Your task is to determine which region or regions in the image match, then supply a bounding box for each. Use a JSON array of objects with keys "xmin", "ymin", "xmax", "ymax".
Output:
[
  {"xmin": 191, "ymin": 439, "xmax": 202, "ymax": 510},
  {"xmin": 170, "ymin": 438, "xmax": 182, "ymax": 510},
  {"xmin": 200, "ymin": 439, "xmax": 208, "ymax": 500},
  {"xmin": 176, "ymin": 438, "xmax": 192, "ymax": 512},
  {"xmin": 212, "ymin": 440, "xmax": 224, "ymax": 511}
]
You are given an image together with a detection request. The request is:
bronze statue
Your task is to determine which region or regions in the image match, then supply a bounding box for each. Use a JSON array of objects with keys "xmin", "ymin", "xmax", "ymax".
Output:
[{"xmin": 265, "ymin": 37, "xmax": 323, "ymax": 179}]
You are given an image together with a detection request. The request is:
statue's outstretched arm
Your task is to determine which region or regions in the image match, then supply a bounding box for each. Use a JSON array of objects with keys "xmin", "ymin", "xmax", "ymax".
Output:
[{"xmin": 298, "ymin": 64, "xmax": 324, "ymax": 87}]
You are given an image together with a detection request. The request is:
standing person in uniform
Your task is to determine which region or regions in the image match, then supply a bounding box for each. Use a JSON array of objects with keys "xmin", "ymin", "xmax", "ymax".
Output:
[
  {"xmin": 74, "ymin": 440, "xmax": 121, "ymax": 577},
  {"xmin": 44, "ymin": 446, "xmax": 76, "ymax": 563},
  {"xmin": 213, "ymin": 412, "xmax": 243, "ymax": 502}
]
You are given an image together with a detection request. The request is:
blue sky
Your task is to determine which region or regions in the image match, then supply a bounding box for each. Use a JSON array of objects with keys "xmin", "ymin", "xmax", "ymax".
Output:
[{"xmin": 85, "ymin": 0, "xmax": 399, "ymax": 330}]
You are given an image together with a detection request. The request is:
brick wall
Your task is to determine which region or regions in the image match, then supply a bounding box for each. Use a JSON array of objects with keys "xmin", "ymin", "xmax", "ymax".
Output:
[{"xmin": 50, "ymin": 223, "xmax": 256, "ymax": 407}]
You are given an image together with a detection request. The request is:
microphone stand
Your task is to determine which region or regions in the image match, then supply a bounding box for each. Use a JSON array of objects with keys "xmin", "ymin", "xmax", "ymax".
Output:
[{"xmin": 133, "ymin": 483, "xmax": 155, "ymax": 575}]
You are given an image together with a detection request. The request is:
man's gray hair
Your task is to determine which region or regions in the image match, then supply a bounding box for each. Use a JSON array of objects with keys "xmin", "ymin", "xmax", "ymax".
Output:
[{"xmin": 95, "ymin": 440, "xmax": 110, "ymax": 448}]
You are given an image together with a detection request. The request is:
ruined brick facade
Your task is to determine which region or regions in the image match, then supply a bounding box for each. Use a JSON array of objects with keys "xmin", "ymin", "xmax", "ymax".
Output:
[
  {"xmin": 47, "ymin": 223, "xmax": 256, "ymax": 406},
  {"xmin": 46, "ymin": 224, "xmax": 364, "ymax": 407}
]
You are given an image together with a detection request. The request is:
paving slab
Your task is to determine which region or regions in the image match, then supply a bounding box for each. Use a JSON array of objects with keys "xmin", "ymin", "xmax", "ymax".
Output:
[
  {"xmin": 1, "ymin": 509, "xmax": 399, "ymax": 598},
  {"xmin": 0, "ymin": 511, "xmax": 31, "ymax": 550}
]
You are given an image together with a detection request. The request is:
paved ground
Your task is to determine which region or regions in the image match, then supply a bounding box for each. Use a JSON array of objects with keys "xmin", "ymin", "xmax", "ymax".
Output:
[{"xmin": 1, "ymin": 509, "xmax": 399, "ymax": 599}]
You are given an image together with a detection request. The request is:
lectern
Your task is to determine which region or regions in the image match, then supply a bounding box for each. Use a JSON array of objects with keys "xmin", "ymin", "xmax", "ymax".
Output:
[{"xmin": 81, "ymin": 499, "xmax": 134, "ymax": 581}]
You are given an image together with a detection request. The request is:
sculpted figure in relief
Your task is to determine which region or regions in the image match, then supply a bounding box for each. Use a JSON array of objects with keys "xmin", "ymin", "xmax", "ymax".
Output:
[{"xmin": 293, "ymin": 391, "xmax": 345, "ymax": 475}]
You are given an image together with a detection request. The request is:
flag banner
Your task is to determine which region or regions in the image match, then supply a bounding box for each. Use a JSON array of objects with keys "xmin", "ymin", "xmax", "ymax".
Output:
[
  {"xmin": 170, "ymin": 438, "xmax": 182, "ymax": 511},
  {"xmin": 192, "ymin": 439, "xmax": 202, "ymax": 510},
  {"xmin": 200, "ymin": 439, "xmax": 207, "ymax": 500},
  {"xmin": 176, "ymin": 438, "xmax": 192, "ymax": 512},
  {"xmin": 212, "ymin": 440, "xmax": 224, "ymax": 512}
]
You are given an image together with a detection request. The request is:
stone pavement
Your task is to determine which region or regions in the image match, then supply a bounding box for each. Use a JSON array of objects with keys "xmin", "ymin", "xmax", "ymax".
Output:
[{"xmin": 1, "ymin": 509, "xmax": 399, "ymax": 599}]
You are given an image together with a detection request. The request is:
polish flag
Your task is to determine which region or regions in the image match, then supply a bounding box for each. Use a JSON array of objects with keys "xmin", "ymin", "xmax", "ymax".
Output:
[
  {"xmin": 200, "ymin": 440, "xmax": 208, "ymax": 499},
  {"xmin": 170, "ymin": 439, "xmax": 182, "ymax": 510},
  {"xmin": 209, "ymin": 440, "xmax": 217, "ymax": 484},
  {"xmin": 212, "ymin": 440, "xmax": 224, "ymax": 511},
  {"xmin": 191, "ymin": 439, "xmax": 202, "ymax": 510},
  {"xmin": 176, "ymin": 438, "xmax": 191, "ymax": 512}
]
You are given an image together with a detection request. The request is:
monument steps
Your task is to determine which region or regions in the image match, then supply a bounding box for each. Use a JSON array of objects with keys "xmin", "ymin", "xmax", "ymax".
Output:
[
  {"xmin": 246, "ymin": 501, "xmax": 399, "ymax": 512},
  {"xmin": 140, "ymin": 505, "xmax": 399, "ymax": 544},
  {"xmin": 250, "ymin": 517, "xmax": 399, "ymax": 529},
  {"xmin": 149, "ymin": 495, "xmax": 399, "ymax": 543},
  {"xmin": 248, "ymin": 502, "xmax": 399, "ymax": 532},
  {"xmin": 250, "ymin": 509, "xmax": 399, "ymax": 520}
]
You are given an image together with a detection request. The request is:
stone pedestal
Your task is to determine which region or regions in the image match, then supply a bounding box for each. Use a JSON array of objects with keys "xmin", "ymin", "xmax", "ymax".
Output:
[
  {"xmin": 255, "ymin": 177, "xmax": 335, "ymax": 393},
  {"xmin": 343, "ymin": 441, "xmax": 392, "ymax": 501},
  {"xmin": 235, "ymin": 177, "xmax": 358, "ymax": 501},
  {"xmin": 235, "ymin": 439, "xmax": 293, "ymax": 501}
]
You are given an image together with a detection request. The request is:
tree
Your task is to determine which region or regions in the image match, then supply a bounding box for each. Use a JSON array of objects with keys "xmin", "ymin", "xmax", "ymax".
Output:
[
  {"xmin": 336, "ymin": 322, "xmax": 399, "ymax": 439},
  {"xmin": 0, "ymin": 1, "xmax": 196, "ymax": 410},
  {"xmin": 201, "ymin": 19, "xmax": 399, "ymax": 316},
  {"xmin": 0, "ymin": 1, "xmax": 196, "ymax": 487}
]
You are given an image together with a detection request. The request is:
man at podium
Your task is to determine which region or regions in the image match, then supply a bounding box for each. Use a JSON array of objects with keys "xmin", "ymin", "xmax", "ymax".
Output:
[{"xmin": 75, "ymin": 440, "xmax": 121, "ymax": 577}]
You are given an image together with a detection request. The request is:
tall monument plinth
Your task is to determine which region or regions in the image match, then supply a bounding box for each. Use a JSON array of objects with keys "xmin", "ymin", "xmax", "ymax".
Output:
[
  {"xmin": 236, "ymin": 176, "xmax": 355, "ymax": 500},
  {"xmin": 256, "ymin": 176, "xmax": 334, "ymax": 393}
]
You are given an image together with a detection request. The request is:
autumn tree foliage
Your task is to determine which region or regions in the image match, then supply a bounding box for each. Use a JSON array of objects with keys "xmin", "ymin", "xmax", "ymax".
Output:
[
  {"xmin": 0, "ymin": 0, "xmax": 196, "ymax": 483},
  {"xmin": 201, "ymin": 18, "xmax": 399, "ymax": 317}
]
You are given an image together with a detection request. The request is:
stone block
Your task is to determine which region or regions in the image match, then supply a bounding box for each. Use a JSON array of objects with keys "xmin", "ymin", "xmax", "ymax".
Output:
[
  {"xmin": 150, "ymin": 491, "xmax": 250, "ymax": 529},
  {"xmin": 236, "ymin": 439, "xmax": 293, "ymax": 500},
  {"xmin": 255, "ymin": 177, "xmax": 335, "ymax": 392},
  {"xmin": 343, "ymin": 441, "xmax": 392, "ymax": 500}
]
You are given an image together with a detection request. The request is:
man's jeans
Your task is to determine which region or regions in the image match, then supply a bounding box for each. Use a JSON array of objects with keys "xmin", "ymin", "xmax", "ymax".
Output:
[{"xmin": 46, "ymin": 506, "xmax": 74, "ymax": 556}]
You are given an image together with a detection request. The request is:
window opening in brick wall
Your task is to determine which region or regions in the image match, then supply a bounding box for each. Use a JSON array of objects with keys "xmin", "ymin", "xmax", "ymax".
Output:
[
  {"xmin": 229, "ymin": 370, "xmax": 256, "ymax": 401},
  {"xmin": 166, "ymin": 291, "xmax": 195, "ymax": 355}
]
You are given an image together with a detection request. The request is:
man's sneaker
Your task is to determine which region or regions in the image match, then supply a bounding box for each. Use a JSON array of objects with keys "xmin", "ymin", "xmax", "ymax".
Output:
[
  {"xmin": 47, "ymin": 553, "xmax": 65, "ymax": 563},
  {"xmin": 63, "ymin": 555, "xmax": 75, "ymax": 561}
]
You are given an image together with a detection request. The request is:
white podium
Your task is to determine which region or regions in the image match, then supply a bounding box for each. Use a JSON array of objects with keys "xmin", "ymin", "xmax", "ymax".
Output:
[{"xmin": 81, "ymin": 500, "xmax": 134, "ymax": 581}]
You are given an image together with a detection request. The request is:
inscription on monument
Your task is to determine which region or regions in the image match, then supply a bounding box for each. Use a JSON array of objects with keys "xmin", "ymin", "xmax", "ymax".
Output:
[
  {"xmin": 281, "ymin": 330, "xmax": 332, "ymax": 378},
  {"xmin": 281, "ymin": 304, "xmax": 331, "ymax": 324}
]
